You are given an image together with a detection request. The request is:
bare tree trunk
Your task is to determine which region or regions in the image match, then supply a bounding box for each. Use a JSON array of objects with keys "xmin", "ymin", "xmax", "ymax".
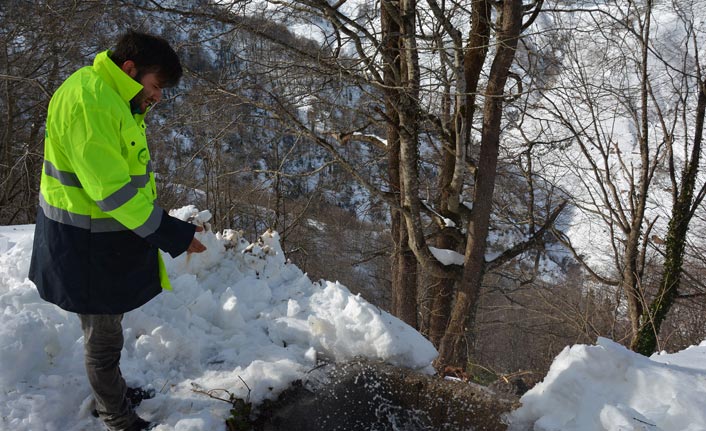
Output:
[
  {"xmin": 382, "ymin": 0, "xmax": 418, "ymax": 327},
  {"xmin": 394, "ymin": 0, "xmax": 422, "ymax": 328},
  {"xmin": 624, "ymin": 0, "xmax": 653, "ymax": 345},
  {"xmin": 436, "ymin": 0, "xmax": 524, "ymax": 368},
  {"xmin": 427, "ymin": 235, "xmax": 455, "ymax": 346},
  {"xmin": 427, "ymin": 0, "xmax": 492, "ymax": 348},
  {"xmin": 622, "ymin": 227, "xmax": 645, "ymax": 341},
  {"xmin": 463, "ymin": 0, "xmax": 491, "ymax": 154}
]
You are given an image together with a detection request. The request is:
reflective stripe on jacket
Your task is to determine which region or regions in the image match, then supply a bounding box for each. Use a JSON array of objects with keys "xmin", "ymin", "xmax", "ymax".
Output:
[{"xmin": 29, "ymin": 51, "xmax": 195, "ymax": 314}]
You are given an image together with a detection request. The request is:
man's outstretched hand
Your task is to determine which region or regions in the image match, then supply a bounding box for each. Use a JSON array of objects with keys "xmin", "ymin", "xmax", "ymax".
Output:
[{"xmin": 187, "ymin": 226, "xmax": 207, "ymax": 254}]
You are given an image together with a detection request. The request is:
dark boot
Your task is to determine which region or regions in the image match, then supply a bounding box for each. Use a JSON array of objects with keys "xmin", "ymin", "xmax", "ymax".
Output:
[
  {"xmin": 126, "ymin": 387, "xmax": 156, "ymax": 407},
  {"xmin": 126, "ymin": 417, "xmax": 155, "ymax": 431},
  {"xmin": 92, "ymin": 387, "xmax": 156, "ymax": 418}
]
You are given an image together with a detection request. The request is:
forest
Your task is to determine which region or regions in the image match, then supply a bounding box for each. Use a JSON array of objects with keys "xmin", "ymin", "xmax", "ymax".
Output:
[{"xmin": 2, "ymin": 0, "xmax": 705, "ymax": 382}]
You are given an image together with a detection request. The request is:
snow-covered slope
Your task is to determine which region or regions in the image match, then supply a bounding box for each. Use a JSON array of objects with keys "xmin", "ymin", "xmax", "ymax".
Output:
[{"xmin": 0, "ymin": 206, "xmax": 436, "ymax": 431}]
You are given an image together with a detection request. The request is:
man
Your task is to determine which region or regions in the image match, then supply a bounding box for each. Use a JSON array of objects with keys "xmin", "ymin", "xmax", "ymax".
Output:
[{"xmin": 29, "ymin": 31, "xmax": 206, "ymax": 431}]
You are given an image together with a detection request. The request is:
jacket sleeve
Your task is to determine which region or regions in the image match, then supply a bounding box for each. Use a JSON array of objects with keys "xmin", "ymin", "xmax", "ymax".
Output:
[
  {"xmin": 145, "ymin": 210, "xmax": 196, "ymax": 257},
  {"xmin": 63, "ymin": 102, "xmax": 194, "ymax": 257}
]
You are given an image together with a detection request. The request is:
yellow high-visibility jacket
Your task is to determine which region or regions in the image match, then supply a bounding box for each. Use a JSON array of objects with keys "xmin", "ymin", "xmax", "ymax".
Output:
[{"xmin": 29, "ymin": 51, "xmax": 195, "ymax": 314}]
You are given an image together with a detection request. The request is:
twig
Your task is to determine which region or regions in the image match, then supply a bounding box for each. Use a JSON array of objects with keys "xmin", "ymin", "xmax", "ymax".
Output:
[{"xmin": 632, "ymin": 417, "xmax": 656, "ymax": 427}]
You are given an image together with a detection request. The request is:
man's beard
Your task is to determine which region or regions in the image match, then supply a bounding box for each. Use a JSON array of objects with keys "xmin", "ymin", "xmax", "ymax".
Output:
[
  {"xmin": 130, "ymin": 71, "xmax": 149, "ymax": 114},
  {"xmin": 130, "ymin": 91, "xmax": 149, "ymax": 115}
]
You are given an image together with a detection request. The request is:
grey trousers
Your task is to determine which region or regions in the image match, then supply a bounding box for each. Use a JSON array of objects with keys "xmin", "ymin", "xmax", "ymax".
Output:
[{"xmin": 79, "ymin": 314, "xmax": 139, "ymax": 431}]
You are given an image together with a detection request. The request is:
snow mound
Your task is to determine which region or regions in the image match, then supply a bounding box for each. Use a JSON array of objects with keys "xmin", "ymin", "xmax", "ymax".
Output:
[{"xmin": 508, "ymin": 337, "xmax": 706, "ymax": 431}]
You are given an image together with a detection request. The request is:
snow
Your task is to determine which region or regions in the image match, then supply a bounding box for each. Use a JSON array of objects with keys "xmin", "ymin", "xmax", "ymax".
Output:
[
  {"xmin": 2, "ymin": 209, "xmax": 706, "ymax": 430},
  {"xmin": 428, "ymin": 246, "xmax": 464, "ymax": 266},
  {"xmin": 0, "ymin": 207, "xmax": 436, "ymax": 431},
  {"xmin": 351, "ymin": 132, "xmax": 388, "ymax": 147},
  {"xmin": 508, "ymin": 337, "xmax": 706, "ymax": 431}
]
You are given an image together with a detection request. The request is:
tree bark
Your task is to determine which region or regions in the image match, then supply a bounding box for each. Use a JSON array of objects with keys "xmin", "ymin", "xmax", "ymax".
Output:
[
  {"xmin": 393, "ymin": 0, "xmax": 422, "ymax": 328},
  {"xmin": 382, "ymin": 0, "xmax": 419, "ymax": 328},
  {"xmin": 427, "ymin": 237, "xmax": 455, "ymax": 347},
  {"xmin": 625, "ymin": 0, "xmax": 653, "ymax": 345},
  {"xmin": 428, "ymin": 0, "xmax": 492, "ymax": 349},
  {"xmin": 463, "ymin": 0, "xmax": 491, "ymax": 158}
]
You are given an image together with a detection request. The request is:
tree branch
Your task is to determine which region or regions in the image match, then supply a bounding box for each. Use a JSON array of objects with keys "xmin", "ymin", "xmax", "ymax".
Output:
[{"xmin": 486, "ymin": 199, "xmax": 568, "ymax": 272}]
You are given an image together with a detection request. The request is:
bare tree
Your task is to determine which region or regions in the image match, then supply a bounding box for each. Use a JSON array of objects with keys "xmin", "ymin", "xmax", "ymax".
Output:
[
  {"xmin": 538, "ymin": 0, "xmax": 706, "ymax": 351},
  {"xmin": 633, "ymin": 1, "xmax": 706, "ymax": 354},
  {"xmin": 130, "ymin": 0, "xmax": 570, "ymax": 368}
]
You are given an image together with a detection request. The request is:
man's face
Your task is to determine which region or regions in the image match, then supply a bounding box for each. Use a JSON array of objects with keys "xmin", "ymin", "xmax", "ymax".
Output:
[{"xmin": 130, "ymin": 71, "xmax": 163, "ymax": 115}]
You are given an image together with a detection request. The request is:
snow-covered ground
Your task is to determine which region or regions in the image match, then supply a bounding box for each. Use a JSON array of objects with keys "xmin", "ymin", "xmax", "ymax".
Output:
[
  {"xmin": 1, "ymin": 207, "xmax": 705, "ymax": 431},
  {"xmin": 508, "ymin": 338, "xmax": 706, "ymax": 431}
]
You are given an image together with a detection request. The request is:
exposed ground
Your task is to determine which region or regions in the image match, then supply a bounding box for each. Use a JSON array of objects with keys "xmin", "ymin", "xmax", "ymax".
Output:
[{"xmin": 252, "ymin": 360, "xmax": 521, "ymax": 431}]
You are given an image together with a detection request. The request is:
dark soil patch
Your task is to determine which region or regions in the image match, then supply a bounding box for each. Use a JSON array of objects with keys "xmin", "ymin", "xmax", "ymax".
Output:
[{"xmin": 252, "ymin": 360, "xmax": 519, "ymax": 431}]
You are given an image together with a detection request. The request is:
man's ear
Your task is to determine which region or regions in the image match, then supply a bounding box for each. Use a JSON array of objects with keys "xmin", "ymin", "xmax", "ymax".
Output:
[{"xmin": 120, "ymin": 60, "xmax": 138, "ymax": 78}]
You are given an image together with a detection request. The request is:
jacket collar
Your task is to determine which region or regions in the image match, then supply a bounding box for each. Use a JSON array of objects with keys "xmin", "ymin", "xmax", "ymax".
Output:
[{"xmin": 92, "ymin": 50, "xmax": 143, "ymax": 103}]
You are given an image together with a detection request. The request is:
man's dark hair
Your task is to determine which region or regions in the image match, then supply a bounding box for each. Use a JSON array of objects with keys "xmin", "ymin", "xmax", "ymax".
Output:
[{"xmin": 111, "ymin": 30, "xmax": 183, "ymax": 88}]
